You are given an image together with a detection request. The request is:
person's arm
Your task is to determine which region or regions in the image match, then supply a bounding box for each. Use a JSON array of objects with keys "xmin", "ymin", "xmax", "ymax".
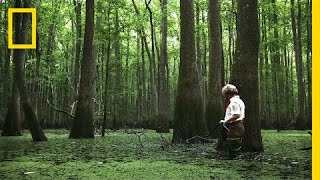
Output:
[{"xmin": 225, "ymin": 114, "xmax": 240, "ymax": 123}]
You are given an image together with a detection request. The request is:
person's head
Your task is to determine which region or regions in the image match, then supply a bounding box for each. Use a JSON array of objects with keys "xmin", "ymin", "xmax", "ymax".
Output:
[{"xmin": 221, "ymin": 84, "xmax": 238, "ymax": 99}]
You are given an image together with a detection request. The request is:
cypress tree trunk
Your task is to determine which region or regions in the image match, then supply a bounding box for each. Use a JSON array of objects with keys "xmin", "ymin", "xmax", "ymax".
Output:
[
  {"xmin": 172, "ymin": 0, "xmax": 208, "ymax": 143},
  {"xmin": 206, "ymin": 0, "xmax": 223, "ymax": 138},
  {"xmin": 13, "ymin": 0, "xmax": 47, "ymax": 141},
  {"xmin": 69, "ymin": 0, "xmax": 95, "ymax": 138},
  {"xmin": 230, "ymin": 0, "xmax": 263, "ymax": 152}
]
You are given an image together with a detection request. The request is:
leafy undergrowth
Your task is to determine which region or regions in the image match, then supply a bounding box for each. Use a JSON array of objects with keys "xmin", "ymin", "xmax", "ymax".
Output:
[{"xmin": 0, "ymin": 129, "xmax": 311, "ymax": 180}]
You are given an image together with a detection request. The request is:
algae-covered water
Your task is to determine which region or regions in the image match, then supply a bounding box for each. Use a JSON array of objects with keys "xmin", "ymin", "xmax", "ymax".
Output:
[{"xmin": 0, "ymin": 129, "xmax": 311, "ymax": 179}]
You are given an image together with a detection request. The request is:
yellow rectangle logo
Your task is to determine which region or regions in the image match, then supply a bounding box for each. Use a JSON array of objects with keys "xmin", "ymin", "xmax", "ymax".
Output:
[{"xmin": 8, "ymin": 8, "xmax": 36, "ymax": 49}]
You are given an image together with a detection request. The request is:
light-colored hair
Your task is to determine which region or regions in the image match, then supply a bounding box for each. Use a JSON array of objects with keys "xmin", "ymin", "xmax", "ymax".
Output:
[{"xmin": 221, "ymin": 84, "xmax": 238, "ymax": 96}]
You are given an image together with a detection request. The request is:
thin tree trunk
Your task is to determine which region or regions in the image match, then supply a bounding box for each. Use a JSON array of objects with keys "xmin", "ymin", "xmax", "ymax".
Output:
[
  {"xmin": 114, "ymin": 6, "xmax": 121, "ymax": 129},
  {"xmin": 136, "ymin": 36, "xmax": 142, "ymax": 124},
  {"xmin": 32, "ymin": 31, "xmax": 41, "ymax": 116},
  {"xmin": 290, "ymin": 0, "xmax": 306, "ymax": 129},
  {"xmin": 145, "ymin": 0, "xmax": 159, "ymax": 120},
  {"xmin": 306, "ymin": 0, "xmax": 312, "ymax": 128},
  {"xmin": 124, "ymin": 31, "xmax": 130, "ymax": 123},
  {"xmin": 271, "ymin": 0, "xmax": 282, "ymax": 130},
  {"xmin": 259, "ymin": 8, "xmax": 266, "ymax": 129},
  {"xmin": 157, "ymin": 0, "xmax": 169, "ymax": 133},
  {"xmin": 196, "ymin": 2, "xmax": 203, "ymax": 98},
  {"xmin": 201, "ymin": 11, "xmax": 208, "ymax": 112},
  {"xmin": 132, "ymin": 0, "xmax": 158, "ymax": 123},
  {"xmin": 73, "ymin": 0, "xmax": 81, "ymax": 99},
  {"xmin": 102, "ymin": 7, "xmax": 111, "ymax": 137}
]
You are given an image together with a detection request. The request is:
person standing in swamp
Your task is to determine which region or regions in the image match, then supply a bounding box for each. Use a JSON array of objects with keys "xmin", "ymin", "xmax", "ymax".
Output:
[{"xmin": 217, "ymin": 84, "xmax": 245, "ymax": 153}]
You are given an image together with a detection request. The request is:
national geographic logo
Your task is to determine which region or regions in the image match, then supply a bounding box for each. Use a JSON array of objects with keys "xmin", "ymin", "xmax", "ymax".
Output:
[{"xmin": 8, "ymin": 8, "xmax": 36, "ymax": 49}]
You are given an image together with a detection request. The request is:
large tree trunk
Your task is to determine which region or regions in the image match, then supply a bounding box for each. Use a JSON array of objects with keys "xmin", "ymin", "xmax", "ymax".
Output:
[
  {"xmin": 156, "ymin": 0, "xmax": 169, "ymax": 133},
  {"xmin": 230, "ymin": 0, "xmax": 263, "ymax": 152},
  {"xmin": 206, "ymin": 0, "xmax": 223, "ymax": 138},
  {"xmin": 13, "ymin": 0, "xmax": 47, "ymax": 141},
  {"xmin": 69, "ymin": 0, "xmax": 95, "ymax": 138},
  {"xmin": 172, "ymin": 0, "xmax": 208, "ymax": 143}
]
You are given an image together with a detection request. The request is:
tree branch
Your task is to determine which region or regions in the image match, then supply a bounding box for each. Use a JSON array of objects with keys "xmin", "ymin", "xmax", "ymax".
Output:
[{"xmin": 47, "ymin": 99, "xmax": 75, "ymax": 118}]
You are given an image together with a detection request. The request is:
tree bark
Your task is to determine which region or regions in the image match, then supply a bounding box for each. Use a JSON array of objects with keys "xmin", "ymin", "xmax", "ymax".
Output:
[
  {"xmin": 306, "ymin": 0, "xmax": 312, "ymax": 128},
  {"xmin": 157, "ymin": 0, "xmax": 169, "ymax": 133},
  {"xmin": 290, "ymin": 0, "xmax": 306, "ymax": 129},
  {"xmin": 230, "ymin": 0, "xmax": 263, "ymax": 152},
  {"xmin": 114, "ymin": 5, "xmax": 121, "ymax": 129},
  {"xmin": 206, "ymin": 0, "xmax": 223, "ymax": 138},
  {"xmin": 172, "ymin": 0, "xmax": 208, "ymax": 143},
  {"xmin": 13, "ymin": 0, "xmax": 47, "ymax": 141},
  {"xmin": 1, "ymin": 2, "xmax": 11, "ymax": 123},
  {"xmin": 102, "ymin": 8, "xmax": 111, "ymax": 137},
  {"xmin": 145, "ymin": 0, "xmax": 159, "ymax": 120},
  {"xmin": 69, "ymin": 0, "xmax": 95, "ymax": 138},
  {"xmin": 73, "ymin": 0, "xmax": 82, "ymax": 99}
]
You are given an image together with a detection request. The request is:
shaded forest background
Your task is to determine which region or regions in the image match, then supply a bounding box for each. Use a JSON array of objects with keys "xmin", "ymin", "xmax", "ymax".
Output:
[{"xmin": 0, "ymin": 0, "xmax": 311, "ymax": 132}]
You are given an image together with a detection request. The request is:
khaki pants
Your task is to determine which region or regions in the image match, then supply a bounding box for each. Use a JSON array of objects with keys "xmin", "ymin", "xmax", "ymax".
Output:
[
  {"xmin": 217, "ymin": 121, "xmax": 245, "ymax": 152},
  {"xmin": 226, "ymin": 121, "xmax": 245, "ymax": 139}
]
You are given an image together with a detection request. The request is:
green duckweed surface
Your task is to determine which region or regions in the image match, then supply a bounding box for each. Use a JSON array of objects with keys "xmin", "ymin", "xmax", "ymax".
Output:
[{"xmin": 0, "ymin": 129, "xmax": 311, "ymax": 180}]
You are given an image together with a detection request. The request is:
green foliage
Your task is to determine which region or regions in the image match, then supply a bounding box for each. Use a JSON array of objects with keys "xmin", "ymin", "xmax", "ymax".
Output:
[{"xmin": 0, "ymin": 130, "xmax": 311, "ymax": 179}]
